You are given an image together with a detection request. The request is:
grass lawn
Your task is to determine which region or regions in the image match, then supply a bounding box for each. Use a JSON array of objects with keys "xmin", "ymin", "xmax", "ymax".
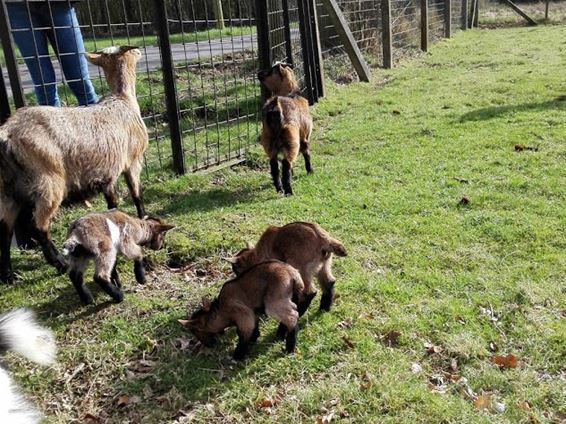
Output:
[{"xmin": 1, "ymin": 25, "xmax": 565, "ymax": 423}]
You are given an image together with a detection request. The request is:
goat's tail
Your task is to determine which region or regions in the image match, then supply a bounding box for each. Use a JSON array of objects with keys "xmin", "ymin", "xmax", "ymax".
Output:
[
  {"xmin": 291, "ymin": 269, "xmax": 305, "ymax": 299},
  {"xmin": 322, "ymin": 234, "xmax": 347, "ymax": 257},
  {"xmin": 262, "ymin": 97, "xmax": 284, "ymax": 134},
  {"xmin": 0, "ymin": 309, "xmax": 56, "ymax": 365},
  {"xmin": 61, "ymin": 234, "xmax": 81, "ymax": 258}
]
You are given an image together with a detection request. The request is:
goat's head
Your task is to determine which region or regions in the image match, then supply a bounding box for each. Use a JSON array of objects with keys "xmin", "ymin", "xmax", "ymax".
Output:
[
  {"xmin": 86, "ymin": 46, "xmax": 141, "ymax": 95},
  {"xmin": 257, "ymin": 62, "xmax": 299, "ymax": 96},
  {"xmin": 141, "ymin": 215, "xmax": 175, "ymax": 250}
]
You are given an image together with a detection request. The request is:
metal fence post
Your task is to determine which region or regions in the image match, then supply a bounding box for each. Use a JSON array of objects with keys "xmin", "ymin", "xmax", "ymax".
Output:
[
  {"xmin": 462, "ymin": 0, "xmax": 468, "ymax": 29},
  {"xmin": 0, "ymin": 1, "xmax": 25, "ymax": 108},
  {"xmin": 0, "ymin": 65, "xmax": 11, "ymax": 124},
  {"xmin": 282, "ymin": 0, "xmax": 294, "ymax": 64},
  {"xmin": 255, "ymin": 0, "xmax": 271, "ymax": 101},
  {"xmin": 381, "ymin": 0, "xmax": 393, "ymax": 68},
  {"xmin": 444, "ymin": 0, "xmax": 452, "ymax": 37},
  {"xmin": 308, "ymin": 0, "xmax": 325, "ymax": 99},
  {"xmin": 421, "ymin": 0, "xmax": 428, "ymax": 51},
  {"xmin": 153, "ymin": 0, "xmax": 185, "ymax": 174},
  {"xmin": 297, "ymin": 0, "xmax": 316, "ymax": 104}
]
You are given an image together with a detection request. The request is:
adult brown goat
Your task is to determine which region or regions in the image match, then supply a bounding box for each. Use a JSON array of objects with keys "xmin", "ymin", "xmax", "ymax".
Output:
[{"xmin": 0, "ymin": 46, "xmax": 148, "ymax": 283}]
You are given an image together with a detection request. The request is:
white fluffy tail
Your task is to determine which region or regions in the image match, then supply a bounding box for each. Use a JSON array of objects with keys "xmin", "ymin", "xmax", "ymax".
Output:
[{"xmin": 0, "ymin": 309, "xmax": 56, "ymax": 365}]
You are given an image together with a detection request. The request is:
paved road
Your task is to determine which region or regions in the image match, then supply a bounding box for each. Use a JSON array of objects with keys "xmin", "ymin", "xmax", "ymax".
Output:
[{"xmin": 10, "ymin": 33, "xmax": 261, "ymax": 96}]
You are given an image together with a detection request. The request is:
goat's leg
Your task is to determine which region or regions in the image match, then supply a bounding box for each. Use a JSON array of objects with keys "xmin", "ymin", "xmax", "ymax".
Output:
[
  {"xmin": 300, "ymin": 141, "xmax": 313, "ymax": 174},
  {"xmin": 133, "ymin": 258, "xmax": 146, "ymax": 285},
  {"xmin": 124, "ymin": 163, "xmax": 145, "ymax": 218},
  {"xmin": 103, "ymin": 185, "xmax": 119, "ymax": 210},
  {"xmin": 111, "ymin": 260, "xmax": 121, "ymax": 288},
  {"xmin": 1, "ymin": 201, "xmax": 20, "ymax": 282},
  {"xmin": 34, "ymin": 194, "xmax": 67, "ymax": 274},
  {"xmin": 0, "ymin": 220, "xmax": 14, "ymax": 283},
  {"xmin": 14, "ymin": 203, "xmax": 38, "ymax": 249},
  {"xmin": 69, "ymin": 261, "xmax": 93, "ymax": 305},
  {"xmin": 250, "ymin": 317, "xmax": 260, "ymax": 344},
  {"xmin": 285, "ymin": 323, "xmax": 298, "ymax": 354},
  {"xmin": 233, "ymin": 311, "xmax": 256, "ymax": 360},
  {"xmin": 94, "ymin": 250, "xmax": 123, "ymax": 303},
  {"xmin": 318, "ymin": 256, "xmax": 336, "ymax": 312},
  {"xmin": 269, "ymin": 158, "xmax": 283, "ymax": 194},
  {"xmin": 281, "ymin": 159, "xmax": 293, "ymax": 196}
]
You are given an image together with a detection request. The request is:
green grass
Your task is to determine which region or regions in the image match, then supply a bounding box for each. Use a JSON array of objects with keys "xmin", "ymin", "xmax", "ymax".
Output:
[{"xmin": 1, "ymin": 25, "xmax": 565, "ymax": 423}]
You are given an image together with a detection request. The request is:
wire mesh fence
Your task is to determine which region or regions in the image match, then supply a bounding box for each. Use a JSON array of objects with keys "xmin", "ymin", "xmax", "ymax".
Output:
[{"xmin": 0, "ymin": 0, "xmax": 487, "ymax": 179}]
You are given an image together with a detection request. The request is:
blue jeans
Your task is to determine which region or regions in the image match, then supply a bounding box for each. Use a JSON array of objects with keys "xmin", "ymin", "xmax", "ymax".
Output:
[{"xmin": 7, "ymin": 3, "xmax": 97, "ymax": 106}]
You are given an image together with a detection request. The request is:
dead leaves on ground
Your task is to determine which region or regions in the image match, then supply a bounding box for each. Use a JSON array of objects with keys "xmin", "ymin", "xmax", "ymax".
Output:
[{"xmin": 492, "ymin": 353, "xmax": 518, "ymax": 369}]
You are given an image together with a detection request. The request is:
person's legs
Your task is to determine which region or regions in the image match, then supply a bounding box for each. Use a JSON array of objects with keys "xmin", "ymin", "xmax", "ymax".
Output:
[
  {"xmin": 6, "ymin": 4, "xmax": 60, "ymax": 106},
  {"xmin": 43, "ymin": 4, "xmax": 97, "ymax": 106}
]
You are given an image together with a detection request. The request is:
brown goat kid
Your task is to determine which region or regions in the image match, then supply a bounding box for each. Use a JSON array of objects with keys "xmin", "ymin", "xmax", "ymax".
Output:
[
  {"xmin": 228, "ymin": 222, "xmax": 347, "ymax": 315},
  {"xmin": 180, "ymin": 261, "xmax": 304, "ymax": 360},
  {"xmin": 62, "ymin": 209, "xmax": 174, "ymax": 305},
  {"xmin": 258, "ymin": 63, "xmax": 313, "ymax": 195},
  {"xmin": 0, "ymin": 46, "xmax": 148, "ymax": 283}
]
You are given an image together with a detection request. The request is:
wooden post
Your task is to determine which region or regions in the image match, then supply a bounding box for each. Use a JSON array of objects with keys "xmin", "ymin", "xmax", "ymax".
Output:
[
  {"xmin": 461, "ymin": 0, "xmax": 468, "ymax": 29},
  {"xmin": 545, "ymin": 0, "xmax": 549, "ymax": 19},
  {"xmin": 211, "ymin": 0, "xmax": 225, "ymax": 30},
  {"xmin": 321, "ymin": 0, "xmax": 371, "ymax": 80},
  {"xmin": 421, "ymin": 0, "xmax": 428, "ymax": 52},
  {"xmin": 308, "ymin": 0, "xmax": 326, "ymax": 98},
  {"xmin": 444, "ymin": 0, "xmax": 452, "ymax": 37},
  {"xmin": 297, "ymin": 0, "xmax": 316, "ymax": 104},
  {"xmin": 472, "ymin": 0, "xmax": 479, "ymax": 27},
  {"xmin": 381, "ymin": 0, "xmax": 393, "ymax": 69},
  {"xmin": 501, "ymin": 0, "xmax": 538, "ymax": 25}
]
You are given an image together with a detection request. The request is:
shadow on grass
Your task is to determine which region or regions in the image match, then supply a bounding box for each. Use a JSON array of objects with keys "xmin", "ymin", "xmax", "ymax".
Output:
[
  {"xmin": 35, "ymin": 283, "xmax": 116, "ymax": 327},
  {"xmin": 107, "ymin": 307, "xmax": 326, "ymax": 420},
  {"xmin": 459, "ymin": 96, "xmax": 566, "ymax": 121},
  {"xmin": 146, "ymin": 183, "xmax": 265, "ymax": 217}
]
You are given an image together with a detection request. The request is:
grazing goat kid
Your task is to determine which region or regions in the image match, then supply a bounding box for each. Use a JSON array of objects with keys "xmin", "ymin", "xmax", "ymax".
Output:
[
  {"xmin": 62, "ymin": 210, "xmax": 174, "ymax": 305},
  {"xmin": 0, "ymin": 46, "xmax": 148, "ymax": 283},
  {"xmin": 180, "ymin": 261, "xmax": 304, "ymax": 360},
  {"xmin": 228, "ymin": 222, "xmax": 347, "ymax": 314},
  {"xmin": 257, "ymin": 63, "xmax": 313, "ymax": 195},
  {"xmin": 0, "ymin": 309, "xmax": 57, "ymax": 424}
]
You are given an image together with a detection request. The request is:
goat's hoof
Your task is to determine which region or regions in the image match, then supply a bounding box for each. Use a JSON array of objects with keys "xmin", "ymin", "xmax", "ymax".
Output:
[
  {"xmin": 0, "ymin": 271, "xmax": 14, "ymax": 284},
  {"xmin": 81, "ymin": 297, "xmax": 95, "ymax": 306},
  {"xmin": 232, "ymin": 350, "xmax": 246, "ymax": 361},
  {"xmin": 55, "ymin": 260, "xmax": 68, "ymax": 275},
  {"xmin": 112, "ymin": 293, "xmax": 124, "ymax": 303},
  {"xmin": 275, "ymin": 324, "xmax": 287, "ymax": 340}
]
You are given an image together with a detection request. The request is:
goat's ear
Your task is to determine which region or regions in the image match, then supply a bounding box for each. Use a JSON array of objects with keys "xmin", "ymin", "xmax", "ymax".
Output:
[
  {"xmin": 223, "ymin": 257, "xmax": 237, "ymax": 264},
  {"xmin": 158, "ymin": 224, "xmax": 175, "ymax": 233},
  {"xmin": 85, "ymin": 52, "xmax": 102, "ymax": 65},
  {"xmin": 202, "ymin": 297, "xmax": 212, "ymax": 311}
]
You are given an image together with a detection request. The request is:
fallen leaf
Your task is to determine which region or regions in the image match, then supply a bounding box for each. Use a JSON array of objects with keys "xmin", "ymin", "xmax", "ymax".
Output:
[
  {"xmin": 488, "ymin": 341, "xmax": 498, "ymax": 352},
  {"xmin": 474, "ymin": 394, "xmax": 491, "ymax": 410},
  {"xmin": 517, "ymin": 400, "xmax": 531, "ymax": 411},
  {"xmin": 381, "ymin": 330, "xmax": 401, "ymax": 347},
  {"xmin": 258, "ymin": 398, "xmax": 275, "ymax": 408},
  {"xmin": 493, "ymin": 354, "xmax": 518, "ymax": 369},
  {"xmin": 337, "ymin": 319, "xmax": 353, "ymax": 329},
  {"xmin": 84, "ymin": 413, "xmax": 102, "ymax": 424},
  {"xmin": 410, "ymin": 363, "xmax": 422, "ymax": 374},
  {"xmin": 424, "ymin": 341, "xmax": 443, "ymax": 355},
  {"xmin": 116, "ymin": 395, "xmax": 130, "ymax": 408},
  {"xmin": 342, "ymin": 335, "xmax": 355, "ymax": 349},
  {"xmin": 316, "ymin": 411, "xmax": 335, "ymax": 423}
]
